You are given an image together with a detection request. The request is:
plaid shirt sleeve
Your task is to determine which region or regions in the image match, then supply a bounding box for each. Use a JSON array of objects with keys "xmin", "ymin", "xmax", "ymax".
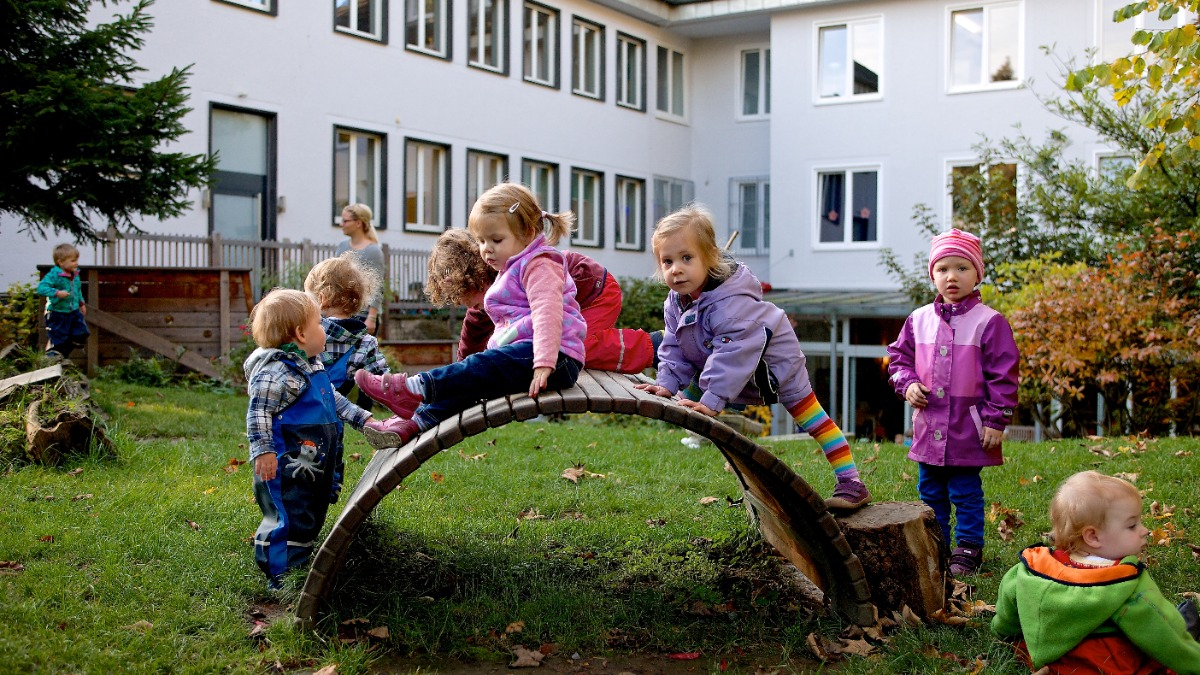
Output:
[
  {"xmin": 348, "ymin": 334, "xmax": 390, "ymax": 377},
  {"xmin": 245, "ymin": 365, "xmax": 299, "ymax": 463},
  {"xmin": 335, "ymin": 391, "xmax": 371, "ymax": 429}
]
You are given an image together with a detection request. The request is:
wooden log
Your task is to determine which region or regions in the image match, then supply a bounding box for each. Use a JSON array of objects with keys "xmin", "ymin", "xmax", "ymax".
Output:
[
  {"xmin": 834, "ymin": 501, "xmax": 946, "ymax": 620},
  {"xmin": 24, "ymin": 399, "xmax": 113, "ymax": 466},
  {"xmin": 0, "ymin": 365, "xmax": 63, "ymax": 401}
]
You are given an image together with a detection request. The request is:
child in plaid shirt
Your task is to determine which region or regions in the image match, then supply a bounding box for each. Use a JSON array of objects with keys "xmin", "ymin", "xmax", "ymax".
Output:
[
  {"xmin": 304, "ymin": 253, "xmax": 390, "ymax": 395},
  {"xmin": 244, "ymin": 289, "xmax": 378, "ymax": 589}
]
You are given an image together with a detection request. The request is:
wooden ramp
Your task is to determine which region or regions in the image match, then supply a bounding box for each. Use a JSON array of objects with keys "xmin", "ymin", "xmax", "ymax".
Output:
[{"xmin": 297, "ymin": 369, "xmax": 875, "ymax": 627}]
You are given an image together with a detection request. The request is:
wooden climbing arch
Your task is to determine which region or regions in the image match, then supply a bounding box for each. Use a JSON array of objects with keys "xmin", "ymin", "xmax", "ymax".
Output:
[{"xmin": 296, "ymin": 370, "xmax": 876, "ymax": 627}]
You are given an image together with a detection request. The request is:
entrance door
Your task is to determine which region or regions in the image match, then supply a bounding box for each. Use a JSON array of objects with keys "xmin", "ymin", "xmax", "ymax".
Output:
[{"xmin": 210, "ymin": 107, "xmax": 275, "ymax": 269}]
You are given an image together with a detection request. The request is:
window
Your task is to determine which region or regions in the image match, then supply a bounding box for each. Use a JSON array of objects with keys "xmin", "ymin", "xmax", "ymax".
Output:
[
  {"xmin": 656, "ymin": 45, "xmax": 685, "ymax": 119},
  {"xmin": 405, "ymin": 139, "xmax": 449, "ymax": 233},
  {"xmin": 818, "ymin": 168, "xmax": 878, "ymax": 244},
  {"xmin": 524, "ymin": 2, "xmax": 559, "ymax": 87},
  {"xmin": 407, "ymin": 0, "xmax": 449, "ymax": 58},
  {"xmin": 615, "ymin": 176, "xmax": 645, "ymax": 251},
  {"xmin": 740, "ymin": 47, "xmax": 771, "ymax": 117},
  {"xmin": 652, "ymin": 176, "xmax": 694, "ymax": 224},
  {"xmin": 949, "ymin": 3, "xmax": 1021, "ymax": 91},
  {"xmin": 616, "ymin": 33, "xmax": 646, "ymax": 111},
  {"xmin": 334, "ymin": 128, "xmax": 384, "ymax": 227},
  {"xmin": 467, "ymin": 150, "xmax": 508, "ymax": 213},
  {"xmin": 216, "ymin": 0, "xmax": 276, "ymax": 14},
  {"xmin": 571, "ymin": 168, "xmax": 603, "ymax": 247},
  {"xmin": 335, "ymin": 0, "xmax": 385, "ymax": 41},
  {"xmin": 469, "ymin": 0, "xmax": 507, "ymax": 73},
  {"xmin": 1099, "ymin": 0, "xmax": 1196, "ymax": 61},
  {"xmin": 1096, "ymin": 153, "xmax": 1135, "ymax": 180},
  {"xmin": 730, "ymin": 178, "xmax": 770, "ymax": 255},
  {"xmin": 523, "ymin": 159, "xmax": 559, "ymax": 211},
  {"xmin": 572, "ymin": 17, "xmax": 604, "ymax": 100},
  {"xmin": 817, "ymin": 19, "xmax": 881, "ymax": 101},
  {"xmin": 949, "ymin": 161, "xmax": 1016, "ymax": 230}
]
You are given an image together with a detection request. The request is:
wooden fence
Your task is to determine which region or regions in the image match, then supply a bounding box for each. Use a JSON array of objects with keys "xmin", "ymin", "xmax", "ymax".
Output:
[{"xmin": 89, "ymin": 227, "xmax": 431, "ymax": 301}]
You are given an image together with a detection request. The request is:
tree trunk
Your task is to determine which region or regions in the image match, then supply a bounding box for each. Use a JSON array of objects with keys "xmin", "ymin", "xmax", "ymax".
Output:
[{"xmin": 834, "ymin": 501, "xmax": 946, "ymax": 620}]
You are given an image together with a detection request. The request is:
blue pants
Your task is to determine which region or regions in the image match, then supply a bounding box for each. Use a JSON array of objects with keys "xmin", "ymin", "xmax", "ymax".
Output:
[
  {"xmin": 917, "ymin": 463, "xmax": 985, "ymax": 548},
  {"xmin": 414, "ymin": 342, "xmax": 581, "ymax": 429},
  {"xmin": 46, "ymin": 309, "xmax": 89, "ymax": 352}
]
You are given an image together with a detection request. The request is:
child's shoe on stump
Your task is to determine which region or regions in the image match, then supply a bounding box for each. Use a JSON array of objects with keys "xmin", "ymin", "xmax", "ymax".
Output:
[
  {"xmin": 355, "ymin": 371, "xmax": 423, "ymax": 418},
  {"xmin": 825, "ymin": 478, "xmax": 871, "ymax": 511},
  {"xmin": 364, "ymin": 417, "xmax": 420, "ymax": 449},
  {"xmin": 949, "ymin": 544, "xmax": 984, "ymax": 576}
]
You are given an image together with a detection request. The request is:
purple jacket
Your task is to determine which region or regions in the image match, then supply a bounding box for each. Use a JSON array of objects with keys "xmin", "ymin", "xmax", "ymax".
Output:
[
  {"xmin": 656, "ymin": 263, "xmax": 813, "ymax": 413},
  {"xmin": 887, "ymin": 291, "xmax": 1019, "ymax": 467}
]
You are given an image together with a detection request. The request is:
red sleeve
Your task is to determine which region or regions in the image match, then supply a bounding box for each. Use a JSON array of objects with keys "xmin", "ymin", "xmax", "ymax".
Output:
[{"xmin": 458, "ymin": 307, "xmax": 494, "ymax": 360}]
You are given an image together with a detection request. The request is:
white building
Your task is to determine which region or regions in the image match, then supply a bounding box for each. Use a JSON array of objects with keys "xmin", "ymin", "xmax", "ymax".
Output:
[{"xmin": 1, "ymin": 0, "xmax": 1162, "ymax": 436}]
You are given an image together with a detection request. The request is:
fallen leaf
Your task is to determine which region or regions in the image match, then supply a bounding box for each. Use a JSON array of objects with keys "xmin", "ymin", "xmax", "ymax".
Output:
[
  {"xmin": 805, "ymin": 634, "xmax": 837, "ymax": 661},
  {"xmin": 485, "ymin": 438, "xmax": 498, "ymax": 446},
  {"xmin": 1186, "ymin": 544, "xmax": 1200, "ymax": 561},
  {"xmin": 897, "ymin": 605, "xmax": 922, "ymax": 627},
  {"xmin": 967, "ymin": 658, "xmax": 989, "ymax": 674},
  {"xmin": 72, "ymin": 493, "xmax": 93, "ymax": 502},
  {"xmin": 43, "ymin": 495, "xmax": 56, "ymax": 501},
  {"xmin": 667, "ymin": 652, "xmax": 701, "ymax": 660},
  {"xmin": 186, "ymin": 520, "xmax": 201, "ymax": 530},
  {"xmin": 510, "ymin": 645, "xmax": 545, "ymax": 667},
  {"xmin": 901, "ymin": 472, "xmax": 912, "ymax": 482},
  {"xmin": 506, "ymin": 621, "xmax": 525, "ymax": 633},
  {"xmin": 38, "ymin": 535, "xmax": 54, "ymax": 543},
  {"xmin": 930, "ymin": 608, "xmax": 969, "ymax": 626},
  {"xmin": 349, "ymin": 452, "xmax": 362, "ymax": 462},
  {"xmin": 1114, "ymin": 472, "xmax": 1139, "ymax": 484},
  {"xmin": 124, "ymin": 620, "xmax": 154, "ymax": 633},
  {"xmin": 517, "ymin": 508, "xmax": 544, "ymax": 520},
  {"xmin": 430, "ymin": 472, "xmax": 444, "ymax": 483},
  {"xmin": 1174, "ymin": 450, "xmax": 1193, "ymax": 458},
  {"xmin": 203, "ymin": 487, "xmax": 217, "ymax": 495},
  {"xmin": 457, "ymin": 449, "xmax": 487, "ymax": 461},
  {"xmin": 249, "ymin": 620, "xmax": 268, "ymax": 639},
  {"xmin": 699, "ymin": 496, "xmax": 719, "ymax": 505},
  {"xmin": 0, "ymin": 561, "xmax": 25, "ymax": 575},
  {"xmin": 838, "ymin": 638, "xmax": 875, "ymax": 656},
  {"xmin": 67, "ymin": 468, "xmax": 84, "ymax": 476},
  {"xmin": 646, "ymin": 518, "xmax": 667, "ymax": 528},
  {"xmin": 587, "ymin": 442, "xmax": 597, "ymax": 448},
  {"xmin": 367, "ymin": 626, "xmax": 389, "ymax": 640},
  {"xmin": 313, "ymin": 665, "xmax": 338, "ymax": 675},
  {"xmin": 125, "ymin": 401, "xmax": 136, "ymax": 407}
]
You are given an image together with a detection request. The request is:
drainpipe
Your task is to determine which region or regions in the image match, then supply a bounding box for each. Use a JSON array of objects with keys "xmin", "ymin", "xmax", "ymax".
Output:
[{"xmin": 828, "ymin": 314, "xmax": 838, "ymax": 425}]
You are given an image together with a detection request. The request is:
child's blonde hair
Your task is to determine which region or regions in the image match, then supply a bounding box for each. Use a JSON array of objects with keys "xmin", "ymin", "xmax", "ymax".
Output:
[
  {"xmin": 650, "ymin": 204, "xmax": 737, "ymax": 283},
  {"xmin": 467, "ymin": 182, "xmax": 573, "ymax": 247},
  {"xmin": 342, "ymin": 203, "xmax": 379, "ymax": 243},
  {"xmin": 1050, "ymin": 470, "xmax": 1142, "ymax": 553},
  {"xmin": 304, "ymin": 252, "xmax": 380, "ymax": 317},
  {"xmin": 53, "ymin": 243, "xmax": 79, "ymax": 264},
  {"xmin": 425, "ymin": 228, "xmax": 495, "ymax": 306},
  {"xmin": 249, "ymin": 289, "xmax": 319, "ymax": 348}
]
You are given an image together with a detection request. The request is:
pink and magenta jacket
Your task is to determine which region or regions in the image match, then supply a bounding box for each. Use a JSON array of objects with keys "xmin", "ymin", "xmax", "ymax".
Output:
[
  {"xmin": 484, "ymin": 234, "xmax": 586, "ymax": 367},
  {"xmin": 887, "ymin": 291, "xmax": 1019, "ymax": 467}
]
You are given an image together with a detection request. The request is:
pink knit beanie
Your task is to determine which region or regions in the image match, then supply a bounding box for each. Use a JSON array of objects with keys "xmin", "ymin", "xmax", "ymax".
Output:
[{"xmin": 928, "ymin": 228, "xmax": 984, "ymax": 280}]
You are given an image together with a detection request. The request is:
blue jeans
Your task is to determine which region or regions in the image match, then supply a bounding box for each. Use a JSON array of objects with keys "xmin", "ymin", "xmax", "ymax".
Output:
[
  {"xmin": 46, "ymin": 309, "xmax": 89, "ymax": 352},
  {"xmin": 414, "ymin": 342, "xmax": 582, "ymax": 429},
  {"xmin": 917, "ymin": 463, "xmax": 985, "ymax": 549}
]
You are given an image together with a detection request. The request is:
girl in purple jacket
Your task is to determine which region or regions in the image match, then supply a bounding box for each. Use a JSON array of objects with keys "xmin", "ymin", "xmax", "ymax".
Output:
[
  {"xmin": 636, "ymin": 205, "xmax": 871, "ymax": 511},
  {"xmin": 886, "ymin": 229, "xmax": 1019, "ymax": 576}
]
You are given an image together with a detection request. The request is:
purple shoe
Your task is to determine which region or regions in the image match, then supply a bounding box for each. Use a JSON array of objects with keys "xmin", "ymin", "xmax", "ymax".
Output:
[
  {"xmin": 825, "ymin": 478, "xmax": 871, "ymax": 511},
  {"xmin": 364, "ymin": 417, "xmax": 420, "ymax": 449},
  {"xmin": 356, "ymin": 371, "xmax": 423, "ymax": 418},
  {"xmin": 949, "ymin": 545, "xmax": 984, "ymax": 576}
]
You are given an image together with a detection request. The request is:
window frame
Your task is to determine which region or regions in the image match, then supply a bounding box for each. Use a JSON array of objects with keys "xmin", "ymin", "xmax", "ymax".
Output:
[
  {"xmin": 812, "ymin": 163, "xmax": 882, "ymax": 249},
  {"xmin": 737, "ymin": 45, "xmax": 771, "ymax": 120},
  {"xmin": 570, "ymin": 167, "xmax": 604, "ymax": 248},
  {"xmin": 406, "ymin": 0, "xmax": 451, "ymax": 60},
  {"xmin": 214, "ymin": 0, "xmax": 277, "ymax": 15},
  {"xmin": 523, "ymin": 1, "xmax": 560, "ymax": 89},
  {"xmin": 1095, "ymin": 0, "xmax": 1198, "ymax": 62},
  {"xmin": 944, "ymin": 157, "xmax": 1018, "ymax": 232},
  {"xmin": 655, "ymin": 44, "xmax": 687, "ymax": 122},
  {"xmin": 334, "ymin": 0, "xmax": 387, "ymax": 42},
  {"xmin": 946, "ymin": 1, "xmax": 1024, "ymax": 94},
  {"xmin": 404, "ymin": 137, "xmax": 451, "ymax": 234},
  {"xmin": 522, "ymin": 159, "xmax": 560, "ymax": 212},
  {"xmin": 466, "ymin": 149, "xmax": 509, "ymax": 216},
  {"xmin": 652, "ymin": 175, "xmax": 694, "ymax": 224},
  {"xmin": 814, "ymin": 16, "xmax": 883, "ymax": 105},
  {"xmin": 468, "ymin": 0, "xmax": 508, "ymax": 74},
  {"xmin": 729, "ymin": 176, "xmax": 770, "ymax": 256},
  {"xmin": 614, "ymin": 175, "xmax": 646, "ymax": 251},
  {"xmin": 571, "ymin": 16, "xmax": 605, "ymax": 101},
  {"xmin": 332, "ymin": 126, "xmax": 387, "ymax": 229},
  {"xmin": 616, "ymin": 32, "xmax": 646, "ymax": 112}
]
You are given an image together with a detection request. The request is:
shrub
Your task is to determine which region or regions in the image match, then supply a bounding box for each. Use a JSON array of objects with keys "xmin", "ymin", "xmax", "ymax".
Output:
[
  {"xmin": 617, "ymin": 276, "xmax": 667, "ymax": 333},
  {"xmin": 0, "ymin": 283, "xmax": 45, "ymax": 352}
]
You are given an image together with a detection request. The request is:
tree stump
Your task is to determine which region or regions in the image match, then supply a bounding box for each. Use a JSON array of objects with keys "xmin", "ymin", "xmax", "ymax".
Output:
[
  {"xmin": 24, "ymin": 399, "xmax": 113, "ymax": 466},
  {"xmin": 834, "ymin": 501, "xmax": 946, "ymax": 619}
]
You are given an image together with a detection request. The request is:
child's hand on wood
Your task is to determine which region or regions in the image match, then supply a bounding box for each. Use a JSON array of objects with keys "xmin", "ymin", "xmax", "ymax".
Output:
[
  {"xmin": 529, "ymin": 367, "xmax": 552, "ymax": 397},
  {"xmin": 634, "ymin": 383, "xmax": 673, "ymax": 398},
  {"xmin": 905, "ymin": 382, "xmax": 930, "ymax": 409},
  {"xmin": 679, "ymin": 399, "xmax": 718, "ymax": 417},
  {"xmin": 254, "ymin": 454, "xmax": 278, "ymax": 481}
]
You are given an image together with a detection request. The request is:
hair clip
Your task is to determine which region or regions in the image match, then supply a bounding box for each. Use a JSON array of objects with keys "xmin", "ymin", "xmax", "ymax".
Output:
[{"xmin": 508, "ymin": 202, "xmax": 519, "ymax": 213}]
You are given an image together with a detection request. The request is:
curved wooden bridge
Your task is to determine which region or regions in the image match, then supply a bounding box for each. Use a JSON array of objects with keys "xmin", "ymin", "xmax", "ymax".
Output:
[{"xmin": 296, "ymin": 369, "xmax": 876, "ymax": 627}]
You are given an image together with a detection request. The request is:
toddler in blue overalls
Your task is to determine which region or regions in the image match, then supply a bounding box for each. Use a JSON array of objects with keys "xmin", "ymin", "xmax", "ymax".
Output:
[{"xmin": 244, "ymin": 289, "xmax": 376, "ymax": 589}]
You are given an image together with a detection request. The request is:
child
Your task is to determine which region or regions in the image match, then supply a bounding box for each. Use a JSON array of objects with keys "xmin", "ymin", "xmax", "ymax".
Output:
[
  {"xmin": 425, "ymin": 227, "xmax": 660, "ymax": 373},
  {"xmin": 36, "ymin": 243, "xmax": 90, "ymax": 360},
  {"xmin": 635, "ymin": 205, "xmax": 871, "ymax": 511},
  {"xmin": 992, "ymin": 471, "xmax": 1200, "ymax": 673},
  {"xmin": 244, "ymin": 289, "xmax": 380, "ymax": 589},
  {"xmin": 355, "ymin": 182, "xmax": 586, "ymax": 448},
  {"xmin": 886, "ymin": 228, "xmax": 1019, "ymax": 575},
  {"xmin": 303, "ymin": 253, "xmax": 390, "ymax": 502}
]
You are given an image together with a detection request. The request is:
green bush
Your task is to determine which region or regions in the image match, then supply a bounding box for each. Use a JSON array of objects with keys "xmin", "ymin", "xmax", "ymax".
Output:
[
  {"xmin": 616, "ymin": 276, "xmax": 667, "ymax": 333},
  {"xmin": 0, "ymin": 283, "xmax": 45, "ymax": 352},
  {"xmin": 100, "ymin": 349, "xmax": 176, "ymax": 387}
]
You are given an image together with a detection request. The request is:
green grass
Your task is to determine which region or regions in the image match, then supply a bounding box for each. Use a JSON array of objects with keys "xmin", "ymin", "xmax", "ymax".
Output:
[{"xmin": 1, "ymin": 380, "xmax": 1197, "ymax": 674}]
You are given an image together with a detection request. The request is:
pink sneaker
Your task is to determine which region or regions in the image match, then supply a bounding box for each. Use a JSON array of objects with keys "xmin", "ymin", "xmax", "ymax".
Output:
[
  {"xmin": 355, "ymin": 371, "xmax": 423, "ymax": 418},
  {"xmin": 364, "ymin": 417, "xmax": 420, "ymax": 449}
]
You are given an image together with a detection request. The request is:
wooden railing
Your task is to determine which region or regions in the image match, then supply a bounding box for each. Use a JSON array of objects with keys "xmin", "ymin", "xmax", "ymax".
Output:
[{"xmin": 90, "ymin": 227, "xmax": 430, "ymax": 301}]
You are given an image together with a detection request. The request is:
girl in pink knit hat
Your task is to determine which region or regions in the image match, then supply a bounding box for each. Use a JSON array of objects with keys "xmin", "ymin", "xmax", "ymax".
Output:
[{"xmin": 885, "ymin": 228, "xmax": 1020, "ymax": 576}]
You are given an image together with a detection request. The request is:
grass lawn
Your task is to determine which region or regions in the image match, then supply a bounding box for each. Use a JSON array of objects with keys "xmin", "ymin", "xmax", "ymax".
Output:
[{"xmin": 1, "ymin": 377, "xmax": 1198, "ymax": 674}]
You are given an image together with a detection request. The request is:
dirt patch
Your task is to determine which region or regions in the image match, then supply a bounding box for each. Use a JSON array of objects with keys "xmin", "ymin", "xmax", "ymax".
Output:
[{"xmin": 367, "ymin": 649, "xmax": 827, "ymax": 674}]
